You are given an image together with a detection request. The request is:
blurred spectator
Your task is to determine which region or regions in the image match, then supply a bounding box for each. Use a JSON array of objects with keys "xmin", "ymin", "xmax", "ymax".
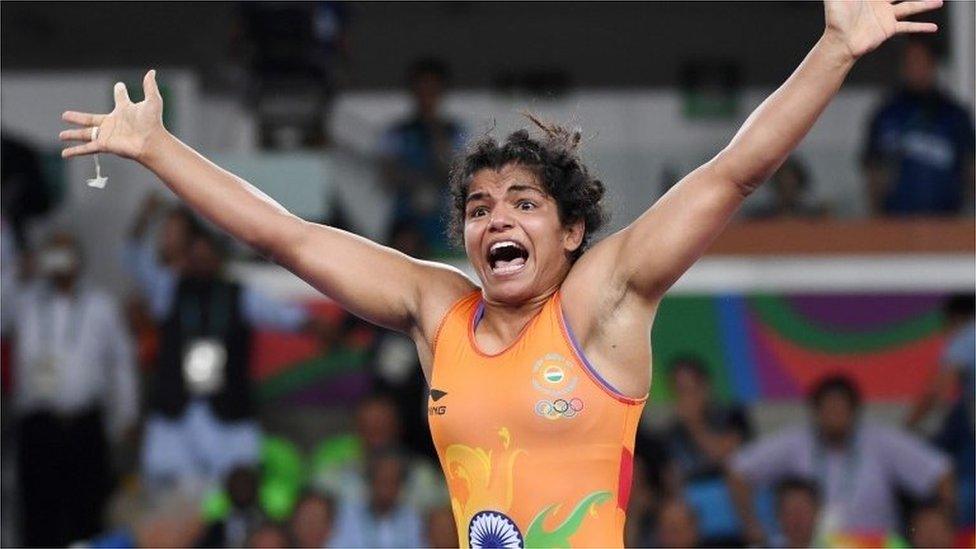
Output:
[
  {"xmin": 907, "ymin": 293, "xmax": 976, "ymax": 527},
  {"xmin": 329, "ymin": 448, "xmax": 424, "ymax": 548},
  {"xmin": 773, "ymin": 477, "xmax": 822, "ymax": 548},
  {"xmin": 85, "ymin": 486, "xmax": 207, "ymax": 549},
  {"xmin": 245, "ymin": 520, "xmax": 291, "ymax": 548},
  {"xmin": 908, "ymin": 502, "xmax": 956, "ymax": 549},
  {"xmin": 2, "ymin": 232, "xmax": 138, "ymax": 546},
  {"xmin": 862, "ymin": 37, "xmax": 975, "ymax": 216},
  {"xmin": 125, "ymin": 196, "xmax": 198, "ymax": 373},
  {"xmin": 125, "ymin": 222, "xmax": 327, "ymax": 488},
  {"xmin": 240, "ymin": 1, "xmax": 347, "ymax": 83},
  {"xmin": 356, "ymin": 393, "xmax": 401, "ymax": 451},
  {"xmin": 424, "ymin": 505, "xmax": 458, "ymax": 548},
  {"xmin": 240, "ymin": 1, "xmax": 349, "ymax": 148},
  {"xmin": 663, "ymin": 357, "xmax": 753, "ymax": 479},
  {"xmin": 129, "ymin": 194, "xmax": 198, "ymax": 273},
  {"xmin": 1, "ymin": 134, "xmax": 55, "ymax": 249},
  {"xmin": 653, "ymin": 497, "xmax": 701, "ymax": 548},
  {"xmin": 380, "ymin": 57, "xmax": 465, "ymax": 255},
  {"xmin": 288, "ymin": 489, "xmax": 336, "ymax": 548},
  {"xmin": 749, "ymin": 156, "xmax": 827, "ymax": 219},
  {"xmin": 314, "ymin": 393, "xmax": 446, "ymax": 514},
  {"xmin": 729, "ymin": 375, "xmax": 953, "ymax": 543},
  {"xmin": 659, "ymin": 355, "xmax": 752, "ymax": 546},
  {"xmin": 198, "ymin": 465, "xmax": 263, "ymax": 548}
]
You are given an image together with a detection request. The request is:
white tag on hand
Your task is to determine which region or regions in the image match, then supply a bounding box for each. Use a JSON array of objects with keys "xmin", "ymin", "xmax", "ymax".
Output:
[
  {"xmin": 86, "ymin": 176, "xmax": 107, "ymax": 189},
  {"xmin": 86, "ymin": 153, "xmax": 107, "ymax": 189}
]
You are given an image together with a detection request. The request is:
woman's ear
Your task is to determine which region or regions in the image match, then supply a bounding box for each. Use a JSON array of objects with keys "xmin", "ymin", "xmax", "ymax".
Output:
[{"xmin": 563, "ymin": 219, "xmax": 585, "ymax": 254}]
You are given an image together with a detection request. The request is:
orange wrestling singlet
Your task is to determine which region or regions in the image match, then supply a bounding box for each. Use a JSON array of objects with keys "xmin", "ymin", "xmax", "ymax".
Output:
[{"xmin": 428, "ymin": 290, "xmax": 647, "ymax": 548}]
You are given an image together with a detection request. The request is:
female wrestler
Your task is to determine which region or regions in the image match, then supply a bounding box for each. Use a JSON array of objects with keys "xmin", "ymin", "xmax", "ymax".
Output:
[{"xmin": 60, "ymin": 1, "xmax": 940, "ymax": 545}]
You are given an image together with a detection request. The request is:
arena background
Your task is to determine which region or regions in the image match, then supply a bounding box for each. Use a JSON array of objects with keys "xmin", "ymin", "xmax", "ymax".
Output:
[{"xmin": 1, "ymin": 2, "xmax": 974, "ymax": 548}]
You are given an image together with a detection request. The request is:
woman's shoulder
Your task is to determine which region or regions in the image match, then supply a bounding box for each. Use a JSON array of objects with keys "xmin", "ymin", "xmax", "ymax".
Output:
[
  {"xmin": 417, "ymin": 260, "xmax": 479, "ymax": 310},
  {"xmin": 415, "ymin": 264, "xmax": 479, "ymax": 344}
]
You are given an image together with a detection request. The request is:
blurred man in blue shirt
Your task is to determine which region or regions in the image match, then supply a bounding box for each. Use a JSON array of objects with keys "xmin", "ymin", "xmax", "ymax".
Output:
[
  {"xmin": 660, "ymin": 356, "xmax": 753, "ymax": 546},
  {"xmin": 863, "ymin": 37, "xmax": 975, "ymax": 216},
  {"xmin": 380, "ymin": 58, "xmax": 465, "ymax": 256},
  {"xmin": 329, "ymin": 448, "xmax": 424, "ymax": 548}
]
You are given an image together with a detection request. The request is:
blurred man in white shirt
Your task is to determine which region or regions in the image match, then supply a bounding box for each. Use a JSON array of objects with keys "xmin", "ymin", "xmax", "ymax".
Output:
[{"xmin": 3, "ymin": 232, "xmax": 138, "ymax": 547}]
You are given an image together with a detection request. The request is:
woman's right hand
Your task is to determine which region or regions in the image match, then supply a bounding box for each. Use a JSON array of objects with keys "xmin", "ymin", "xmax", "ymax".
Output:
[{"xmin": 60, "ymin": 69, "xmax": 165, "ymax": 162}]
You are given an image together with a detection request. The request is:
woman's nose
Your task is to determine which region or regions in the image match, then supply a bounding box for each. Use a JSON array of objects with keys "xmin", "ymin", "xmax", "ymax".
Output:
[{"xmin": 488, "ymin": 211, "xmax": 513, "ymax": 231}]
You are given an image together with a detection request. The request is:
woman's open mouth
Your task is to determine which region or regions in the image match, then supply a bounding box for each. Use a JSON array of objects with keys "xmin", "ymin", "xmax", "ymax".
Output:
[{"xmin": 487, "ymin": 240, "xmax": 529, "ymax": 276}]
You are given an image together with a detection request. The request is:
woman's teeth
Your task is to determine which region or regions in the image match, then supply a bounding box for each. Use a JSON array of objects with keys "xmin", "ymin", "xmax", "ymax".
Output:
[{"xmin": 491, "ymin": 257, "xmax": 526, "ymax": 274}]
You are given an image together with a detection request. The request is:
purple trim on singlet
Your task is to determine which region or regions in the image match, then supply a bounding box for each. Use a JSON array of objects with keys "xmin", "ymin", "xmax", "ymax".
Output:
[
  {"xmin": 558, "ymin": 305, "xmax": 629, "ymax": 397},
  {"xmin": 472, "ymin": 301, "xmax": 486, "ymax": 331}
]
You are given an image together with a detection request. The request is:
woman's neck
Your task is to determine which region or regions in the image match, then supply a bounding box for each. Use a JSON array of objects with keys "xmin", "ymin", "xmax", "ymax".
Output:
[{"xmin": 477, "ymin": 284, "xmax": 560, "ymax": 344}]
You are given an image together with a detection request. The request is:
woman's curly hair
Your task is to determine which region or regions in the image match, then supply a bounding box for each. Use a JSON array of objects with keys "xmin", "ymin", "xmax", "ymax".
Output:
[{"xmin": 447, "ymin": 113, "xmax": 608, "ymax": 261}]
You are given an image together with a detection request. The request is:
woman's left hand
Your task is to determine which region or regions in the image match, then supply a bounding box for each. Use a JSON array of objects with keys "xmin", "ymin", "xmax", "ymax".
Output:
[{"xmin": 824, "ymin": 0, "xmax": 941, "ymax": 60}]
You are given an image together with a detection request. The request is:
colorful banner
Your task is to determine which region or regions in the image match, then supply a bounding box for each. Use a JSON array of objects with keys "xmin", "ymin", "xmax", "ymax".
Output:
[{"xmin": 651, "ymin": 293, "xmax": 948, "ymax": 403}]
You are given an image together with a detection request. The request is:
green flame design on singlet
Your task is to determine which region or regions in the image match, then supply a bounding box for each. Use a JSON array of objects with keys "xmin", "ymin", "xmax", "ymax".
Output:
[{"xmin": 523, "ymin": 490, "xmax": 612, "ymax": 547}]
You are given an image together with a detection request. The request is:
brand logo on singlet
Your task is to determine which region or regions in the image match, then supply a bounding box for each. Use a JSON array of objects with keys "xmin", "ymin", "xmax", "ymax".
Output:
[
  {"xmin": 429, "ymin": 388, "xmax": 448, "ymax": 416},
  {"xmin": 429, "ymin": 405, "xmax": 447, "ymax": 416}
]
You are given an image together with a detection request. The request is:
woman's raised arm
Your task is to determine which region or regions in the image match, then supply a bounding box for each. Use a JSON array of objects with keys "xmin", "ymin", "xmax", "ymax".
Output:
[
  {"xmin": 61, "ymin": 70, "xmax": 474, "ymax": 334},
  {"xmin": 579, "ymin": 0, "xmax": 942, "ymax": 303}
]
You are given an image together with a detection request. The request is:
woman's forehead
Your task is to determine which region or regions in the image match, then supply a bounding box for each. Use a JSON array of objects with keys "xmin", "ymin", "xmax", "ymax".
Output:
[{"xmin": 468, "ymin": 164, "xmax": 546, "ymax": 196}]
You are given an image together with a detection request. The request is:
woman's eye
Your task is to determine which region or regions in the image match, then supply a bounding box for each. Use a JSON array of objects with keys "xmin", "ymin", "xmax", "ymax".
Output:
[
  {"xmin": 469, "ymin": 207, "xmax": 487, "ymax": 218},
  {"xmin": 517, "ymin": 201, "xmax": 535, "ymax": 211}
]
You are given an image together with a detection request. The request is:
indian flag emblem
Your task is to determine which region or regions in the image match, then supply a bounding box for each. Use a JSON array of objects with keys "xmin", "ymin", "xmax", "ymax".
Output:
[
  {"xmin": 469, "ymin": 510, "xmax": 524, "ymax": 548},
  {"xmin": 543, "ymin": 366, "xmax": 564, "ymax": 384}
]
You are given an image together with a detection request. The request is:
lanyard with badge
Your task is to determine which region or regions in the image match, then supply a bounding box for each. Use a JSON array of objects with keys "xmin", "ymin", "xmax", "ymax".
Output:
[
  {"xmin": 179, "ymin": 284, "xmax": 232, "ymax": 397},
  {"xmin": 32, "ymin": 292, "xmax": 84, "ymax": 401}
]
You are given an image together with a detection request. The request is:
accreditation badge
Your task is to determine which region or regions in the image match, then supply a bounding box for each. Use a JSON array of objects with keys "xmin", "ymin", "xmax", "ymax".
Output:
[{"xmin": 182, "ymin": 338, "xmax": 227, "ymax": 396}]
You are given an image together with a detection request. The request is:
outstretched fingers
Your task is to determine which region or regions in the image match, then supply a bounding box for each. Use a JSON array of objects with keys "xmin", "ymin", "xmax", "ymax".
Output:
[
  {"xmin": 61, "ymin": 141, "xmax": 100, "ymax": 159},
  {"xmin": 61, "ymin": 111, "xmax": 105, "ymax": 157},
  {"xmin": 893, "ymin": 0, "xmax": 941, "ymax": 34},
  {"xmin": 62, "ymin": 111, "xmax": 105, "ymax": 127},
  {"xmin": 143, "ymin": 69, "xmax": 162, "ymax": 102},
  {"xmin": 896, "ymin": 20, "xmax": 938, "ymax": 34},
  {"xmin": 59, "ymin": 128, "xmax": 96, "ymax": 142},
  {"xmin": 893, "ymin": 0, "xmax": 942, "ymax": 19},
  {"xmin": 113, "ymin": 82, "xmax": 132, "ymax": 109}
]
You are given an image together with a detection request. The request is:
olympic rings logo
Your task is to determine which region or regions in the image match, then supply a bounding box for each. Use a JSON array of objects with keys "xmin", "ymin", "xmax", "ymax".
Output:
[{"xmin": 534, "ymin": 398, "xmax": 584, "ymax": 420}]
